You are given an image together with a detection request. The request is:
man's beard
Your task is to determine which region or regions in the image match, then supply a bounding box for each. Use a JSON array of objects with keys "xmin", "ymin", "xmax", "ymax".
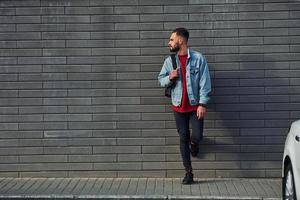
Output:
[{"xmin": 169, "ymin": 43, "xmax": 180, "ymax": 52}]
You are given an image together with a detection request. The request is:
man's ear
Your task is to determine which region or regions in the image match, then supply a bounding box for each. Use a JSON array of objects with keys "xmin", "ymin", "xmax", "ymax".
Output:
[{"xmin": 178, "ymin": 37, "xmax": 184, "ymax": 45}]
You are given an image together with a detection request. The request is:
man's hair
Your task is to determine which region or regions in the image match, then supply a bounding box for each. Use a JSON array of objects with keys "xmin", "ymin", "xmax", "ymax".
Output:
[{"xmin": 172, "ymin": 27, "xmax": 189, "ymax": 41}]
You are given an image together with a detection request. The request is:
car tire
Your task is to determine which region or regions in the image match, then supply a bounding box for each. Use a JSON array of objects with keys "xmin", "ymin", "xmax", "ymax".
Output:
[{"xmin": 283, "ymin": 162, "xmax": 297, "ymax": 200}]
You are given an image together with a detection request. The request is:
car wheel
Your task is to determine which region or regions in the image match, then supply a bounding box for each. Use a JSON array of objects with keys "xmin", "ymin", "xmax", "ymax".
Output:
[{"xmin": 283, "ymin": 163, "xmax": 297, "ymax": 200}]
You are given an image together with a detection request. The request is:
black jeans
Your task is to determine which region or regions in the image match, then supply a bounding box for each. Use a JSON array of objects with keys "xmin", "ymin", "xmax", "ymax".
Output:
[{"xmin": 174, "ymin": 111, "xmax": 204, "ymax": 172}]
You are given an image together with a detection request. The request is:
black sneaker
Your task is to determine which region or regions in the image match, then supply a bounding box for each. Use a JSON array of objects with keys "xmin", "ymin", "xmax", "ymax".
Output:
[
  {"xmin": 190, "ymin": 142, "xmax": 199, "ymax": 157},
  {"xmin": 182, "ymin": 172, "xmax": 194, "ymax": 185}
]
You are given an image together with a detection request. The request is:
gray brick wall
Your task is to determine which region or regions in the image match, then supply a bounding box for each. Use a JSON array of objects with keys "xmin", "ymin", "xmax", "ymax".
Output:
[{"xmin": 0, "ymin": 0, "xmax": 299, "ymax": 178}]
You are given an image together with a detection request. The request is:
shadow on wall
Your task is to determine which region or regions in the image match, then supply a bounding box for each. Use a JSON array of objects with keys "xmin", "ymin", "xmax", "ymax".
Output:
[{"xmin": 199, "ymin": 51, "xmax": 293, "ymax": 178}]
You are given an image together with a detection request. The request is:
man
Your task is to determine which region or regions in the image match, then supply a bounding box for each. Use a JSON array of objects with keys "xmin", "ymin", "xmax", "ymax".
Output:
[{"xmin": 158, "ymin": 28, "xmax": 211, "ymax": 184}]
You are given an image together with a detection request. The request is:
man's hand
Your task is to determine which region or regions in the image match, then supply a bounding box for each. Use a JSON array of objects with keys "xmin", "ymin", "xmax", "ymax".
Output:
[
  {"xmin": 169, "ymin": 68, "xmax": 179, "ymax": 80},
  {"xmin": 196, "ymin": 105, "xmax": 206, "ymax": 119}
]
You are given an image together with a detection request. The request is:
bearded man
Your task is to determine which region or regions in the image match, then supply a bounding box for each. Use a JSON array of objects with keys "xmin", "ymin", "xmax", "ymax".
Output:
[{"xmin": 158, "ymin": 27, "xmax": 211, "ymax": 184}]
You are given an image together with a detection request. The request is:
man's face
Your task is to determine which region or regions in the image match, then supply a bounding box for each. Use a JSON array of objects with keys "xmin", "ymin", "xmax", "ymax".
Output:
[{"xmin": 168, "ymin": 32, "xmax": 181, "ymax": 52}]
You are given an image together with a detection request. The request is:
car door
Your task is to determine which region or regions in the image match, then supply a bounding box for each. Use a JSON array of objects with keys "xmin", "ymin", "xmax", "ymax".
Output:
[{"xmin": 295, "ymin": 132, "xmax": 300, "ymax": 178}]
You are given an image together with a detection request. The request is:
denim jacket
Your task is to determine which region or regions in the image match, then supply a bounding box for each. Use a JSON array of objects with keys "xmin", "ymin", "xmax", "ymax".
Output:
[{"xmin": 158, "ymin": 48, "xmax": 211, "ymax": 107}]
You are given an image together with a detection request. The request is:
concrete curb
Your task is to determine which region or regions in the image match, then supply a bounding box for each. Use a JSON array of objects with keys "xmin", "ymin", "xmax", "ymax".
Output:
[{"xmin": 0, "ymin": 195, "xmax": 282, "ymax": 200}]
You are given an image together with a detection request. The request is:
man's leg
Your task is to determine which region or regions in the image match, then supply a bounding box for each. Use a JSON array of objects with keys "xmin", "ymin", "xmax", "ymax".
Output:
[
  {"xmin": 174, "ymin": 111, "xmax": 191, "ymax": 171},
  {"xmin": 190, "ymin": 111, "xmax": 204, "ymax": 157},
  {"xmin": 173, "ymin": 111, "xmax": 194, "ymax": 184}
]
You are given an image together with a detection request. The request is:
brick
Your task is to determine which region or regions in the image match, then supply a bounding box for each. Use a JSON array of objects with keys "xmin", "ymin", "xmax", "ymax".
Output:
[
  {"xmin": 0, "ymin": 107, "xmax": 18, "ymax": 114},
  {"xmin": 17, "ymin": 40, "xmax": 65, "ymax": 48},
  {"xmin": 239, "ymin": 28, "xmax": 288, "ymax": 36},
  {"xmin": 17, "ymin": 24, "xmax": 65, "ymax": 32},
  {"xmin": 241, "ymin": 145, "xmax": 284, "ymax": 153},
  {"xmin": 41, "ymin": 0, "xmax": 88, "ymax": 6},
  {"xmin": 117, "ymin": 138, "xmax": 165, "ymax": 145},
  {"xmin": 67, "ymin": 40, "xmax": 114, "ymax": 48},
  {"xmin": 0, "ymin": 16, "xmax": 40, "ymax": 23},
  {"xmin": 0, "ymin": 41, "xmax": 16, "ymax": 48},
  {"xmin": 1, "ymin": 0, "xmax": 39, "ymax": 7},
  {"xmin": 265, "ymin": 19, "xmax": 299, "ymax": 28},
  {"xmin": 0, "ymin": 82, "xmax": 42, "ymax": 89},
  {"xmin": 239, "ymin": 95, "xmax": 289, "ymax": 103},
  {"xmin": 216, "ymin": 87, "xmax": 264, "ymax": 95},
  {"xmin": 117, "ymin": 121, "xmax": 165, "ymax": 129},
  {"xmin": 18, "ymin": 57, "xmax": 66, "ymax": 65},
  {"xmin": 65, "ymin": 7, "xmax": 113, "ymax": 15},
  {"xmin": 44, "ymin": 114, "xmax": 92, "ymax": 122},
  {"xmin": 139, "ymin": 0, "xmax": 188, "ymax": 5},
  {"xmin": 0, "ymin": 156, "xmax": 18, "ymax": 163},
  {"xmin": 92, "ymin": 80, "xmax": 140, "ymax": 89},
  {"xmin": 43, "ymin": 48, "xmax": 91, "ymax": 56},
  {"xmin": 117, "ymin": 89, "xmax": 162, "ymax": 97},
  {"xmin": 140, "ymin": 31, "xmax": 170, "ymax": 39},
  {"xmin": 16, "ymin": 7, "xmax": 64, "ymax": 15},
  {"xmin": 140, "ymin": 14, "xmax": 188, "ymax": 22},
  {"xmin": 93, "ymin": 97, "xmax": 139, "ymax": 105},
  {"xmin": 92, "ymin": 48, "xmax": 140, "ymax": 56},
  {"xmin": 165, "ymin": 5, "xmax": 212, "ymax": 13},
  {"xmin": 0, "ymin": 147, "xmax": 43, "ymax": 155},
  {"xmin": 116, "ymin": 56, "xmax": 164, "ymax": 64},
  {"xmin": 94, "ymin": 146, "xmax": 140, "ymax": 154},
  {"xmin": 91, "ymin": 31, "xmax": 139, "ymax": 40},
  {"xmin": 19, "ymin": 122, "xmax": 67, "ymax": 130},
  {"xmin": 19, "ymin": 106, "xmax": 67, "ymax": 114},
  {"xmin": 239, "ymin": 11, "xmax": 288, "ymax": 20},
  {"xmin": 92, "ymin": 64, "xmax": 140, "ymax": 72},
  {"xmin": 117, "ymin": 105, "xmax": 165, "ymax": 113},
  {"xmin": 118, "ymin": 154, "xmax": 165, "ymax": 162},
  {"xmin": 19, "ymin": 155, "xmax": 67, "ymax": 163},
  {"xmin": 0, "ymin": 49, "xmax": 41, "ymax": 57},
  {"xmin": 115, "ymin": 23, "xmax": 164, "ymax": 31},
  {"xmin": 216, "ymin": 153, "xmax": 264, "ymax": 161},
  {"xmin": 66, "ymin": 24, "xmax": 114, "ymax": 32},
  {"xmin": 142, "ymin": 146, "xmax": 178, "ymax": 154},
  {"xmin": 42, "ymin": 15, "xmax": 90, "ymax": 24},
  {"xmin": 67, "ymin": 56, "xmax": 115, "ymax": 64},
  {"xmin": 216, "ymin": 104, "xmax": 264, "ymax": 112},
  {"xmin": 214, "ymin": 4, "xmax": 263, "ymax": 12},
  {"xmin": 19, "ymin": 73, "xmax": 67, "ymax": 81},
  {"xmin": 94, "ymin": 163, "xmax": 141, "ymax": 171},
  {"xmin": 216, "ymin": 170, "xmax": 266, "ymax": 178},
  {"xmin": 264, "ymin": 3, "xmax": 290, "ymax": 11},
  {"xmin": 115, "ymin": 6, "xmax": 163, "ymax": 14},
  {"xmin": 0, "ymin": 32, "xmax": 41, "ymax": 40},
  {"xmin": 44, "ymin": 98, "xmax": 91, "ymax": 105},
  {"xmin": 68, "ymin": 89, "xmax": 115, "ymax": 97},
  {"xmin": 165, "ymin": 23, "xmax": 213, "ymax": 31},
  {"xmin": 242, "ymin": 161, "xmax": 281, "ymax": 169},
  {"xmin": 43, "ymin": 32, "xmax": 90, "ymax": 40},
  {"xmin": 43, "ymin": 130, "xmax": 92, "ymax": 138},
  {"xmin": 68, "ymin": 122, "xmax": 116, "ymax": 130},
  {"xmin": 0, "ymin": 24, "xmax": 15, "ymax": 32},
  {"xmin": 0, "ymin": 8, "xmax": 15, "ymax": 15},
  {"xmin": 93, "ymin": 113, "xmax": 140, "ymax": 121},
  {"xmin": 91, "ymin": 15, "xmax": 139, "ymax": 23},
  {"xmin": 44, "ymin": 81, "xmax": 91, "ymax": 89},
  {"xmin": 68, "ymin": 106, "xmax": 116, "ymax": 113},
  {"xmin": 215, "ymin": 136, "xmax": 264, "ymax": 145},
  {"xmin": 90, "ymin": 0, "xmax": 138, "ymax": 6},
  {"xmin": 44, "ymin": 147, "xmax": 92, "ymax": 154},
  {"xmin": 43, "ymin": 65, "xmax": 91, "ymax": 72}
]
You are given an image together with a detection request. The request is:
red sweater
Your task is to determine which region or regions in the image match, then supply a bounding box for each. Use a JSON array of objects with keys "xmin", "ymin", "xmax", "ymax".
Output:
[{"xmin": 172, "ymin": 55, "xmax": 198, "ymax": 113}]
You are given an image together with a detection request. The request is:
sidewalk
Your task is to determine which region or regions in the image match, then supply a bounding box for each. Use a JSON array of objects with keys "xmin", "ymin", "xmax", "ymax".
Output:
[{"xmin": 0, "ymin": 177, "xmax": 281, "ymax": 200}]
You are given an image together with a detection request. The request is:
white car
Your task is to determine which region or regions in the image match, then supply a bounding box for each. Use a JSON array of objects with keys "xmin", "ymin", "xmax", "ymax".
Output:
[{"xmin": 282, "ymin": 119, "xmax": 300, "ymax": 200}]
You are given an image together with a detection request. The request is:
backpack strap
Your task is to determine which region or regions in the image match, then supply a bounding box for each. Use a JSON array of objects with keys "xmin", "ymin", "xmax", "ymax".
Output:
[{"xmin": 170, "ymin": 54, "xmax": 177, "ymax": 70}]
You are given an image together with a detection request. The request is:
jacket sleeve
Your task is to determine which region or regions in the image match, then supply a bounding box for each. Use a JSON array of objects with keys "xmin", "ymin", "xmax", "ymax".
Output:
[
  {"xmin": 158, "ymin": 57, "xmax": 173, "ymax": 87},
  {"xmin": 199, "ymin": 55, "xmax": 211, "ymax": 105}
]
